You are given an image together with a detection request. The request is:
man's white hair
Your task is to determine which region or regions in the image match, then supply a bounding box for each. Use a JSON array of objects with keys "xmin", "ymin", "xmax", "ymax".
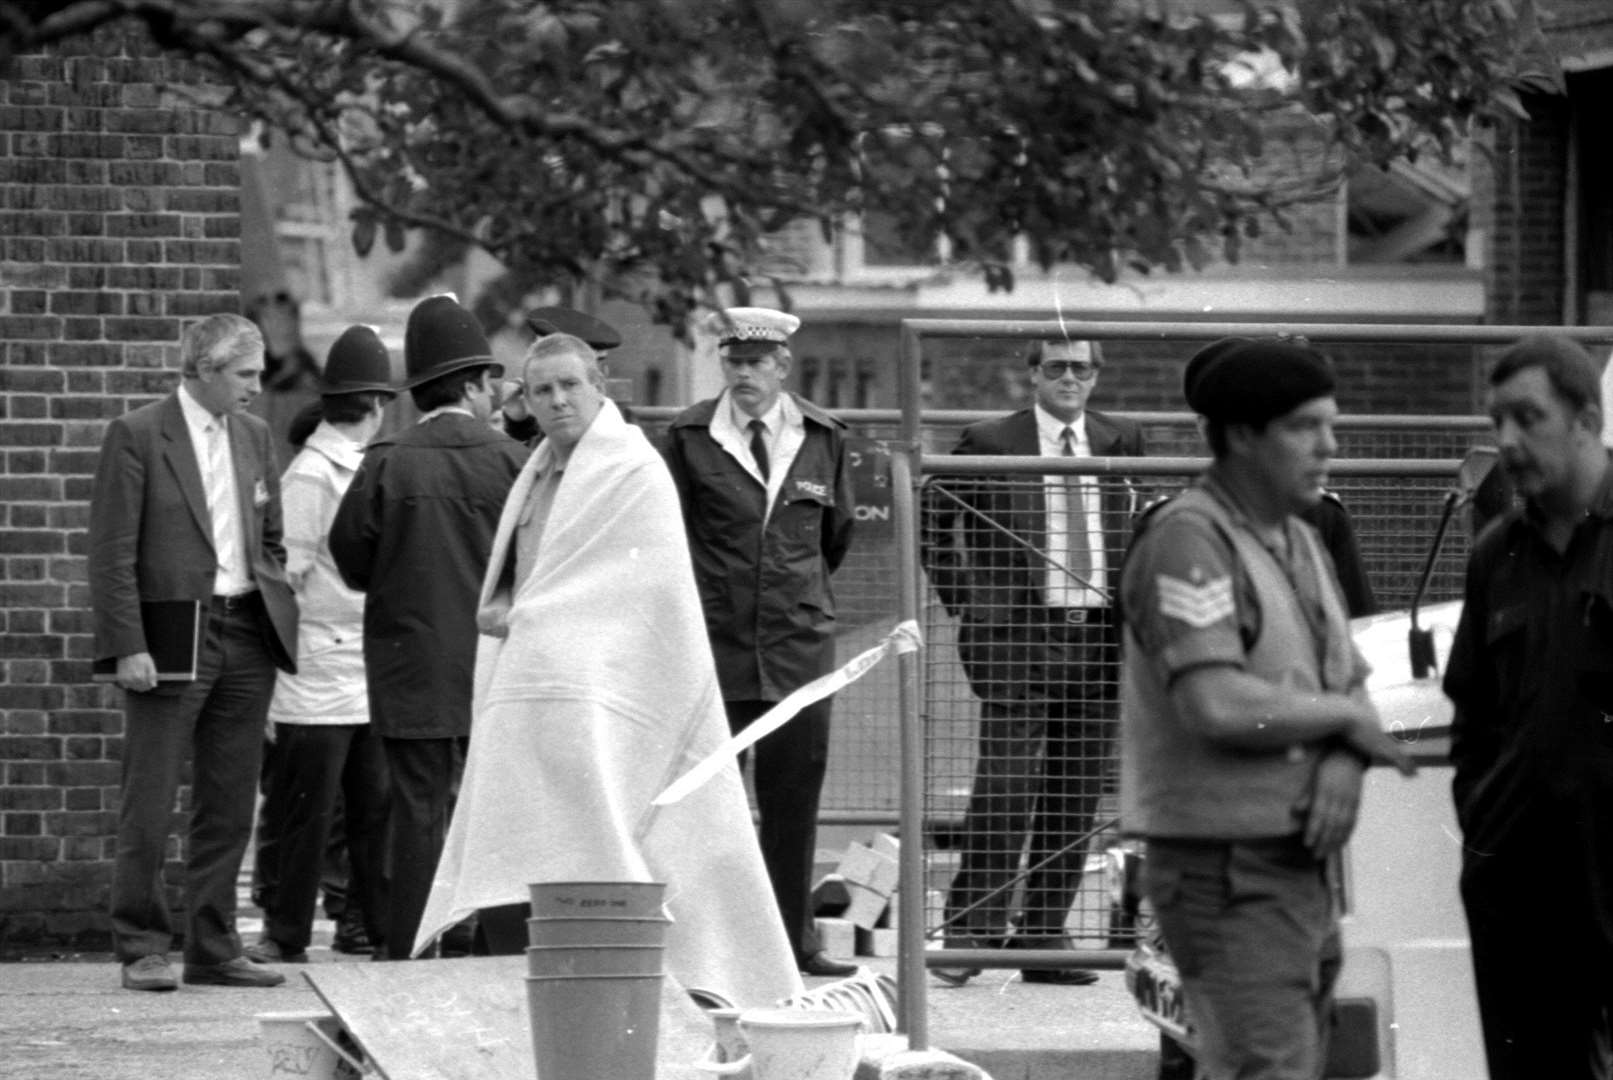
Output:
[{"xmin": 523, "ymin": 332, "xmax": 604, "ymax": 388}]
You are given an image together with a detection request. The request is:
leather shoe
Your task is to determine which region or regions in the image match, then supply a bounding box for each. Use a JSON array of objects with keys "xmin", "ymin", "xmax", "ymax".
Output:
[
  {"xmin": 1007, "ymin": 933, "xmax": 1100, "ymax": 985},
  {"xmin": 798, "ymin": 952, "xmax": 858, "ymax": 978},
  {"xmin": 1021, "ymin": 966, "xmax": 1100, "ymax": 985},
  {"xmin": 932, "ymin": 932, "xmax": 1003, "ymax": 987},
  {"xmin": 332, "ymin": 916, "xmax": 374, "ymax": 956},
  {"xmin": 244, "ymin": 939, "xmax": 307, "ymax": 964},
  {"xmin": 931, "ymin": 964, "xmax": 977, "ymax": 988},
  {"xmin": 182, "ymin": 956, "xmax": 287, "ymax": 988},
  {"xmin": 121, "ymin": 955, "xmax": 178, "ymax": 992}
]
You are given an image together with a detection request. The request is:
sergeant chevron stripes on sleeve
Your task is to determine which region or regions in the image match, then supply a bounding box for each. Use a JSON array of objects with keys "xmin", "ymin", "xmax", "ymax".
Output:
[{"xmin": 1155, "ymin": 573, "xmax": 1235, "ymax": 628}]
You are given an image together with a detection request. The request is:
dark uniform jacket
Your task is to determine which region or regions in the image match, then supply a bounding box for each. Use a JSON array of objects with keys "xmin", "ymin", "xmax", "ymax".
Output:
[
  {"xmin": 329, "ymin": 412, "xmax": 528, "ymax": 739},
  {"xmin": 89, "ymin": 391, "xmax": 299, "ymax": 674},
  {"xmin": 921, "ymin": 407, "xmax": 1146, "ymax": 702},
  {"xmin": 660, "ymin": 394, "xmax": 856, "ymax": 702},
  {"xmin": 1444, "ymin": 467, "xmax": 1613, "ymax": 944}
]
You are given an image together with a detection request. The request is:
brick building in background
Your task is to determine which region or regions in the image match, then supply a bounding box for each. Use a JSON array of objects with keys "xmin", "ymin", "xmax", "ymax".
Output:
[
  {"xmin": 1, "ymin": 5, "xmax": 1610, "ymax": 950},
  {"xmin": 1481, "ymin": 0, "xmax": 1613, "ymax": 329},
  {"xmin": 0, "ymin": 31, "xmax": 242, "ymax": 947}
]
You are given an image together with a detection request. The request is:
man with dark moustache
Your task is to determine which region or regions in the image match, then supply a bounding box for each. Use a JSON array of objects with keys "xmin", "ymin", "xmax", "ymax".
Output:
[{"xmin": 661, "ymin": 306, "xmax": 859, "ymax": 978}]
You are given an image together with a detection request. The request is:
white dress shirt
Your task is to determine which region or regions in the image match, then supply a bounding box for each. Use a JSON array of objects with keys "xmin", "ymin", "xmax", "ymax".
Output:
[
  {"xmin": 1035, "ymin": 403, "xmax": 1107, "ymax": 609},
  {"xmin": 178, "ymin": 383, "xmax": 252, "ymax": 596},
  {"xmin": 711, "ymin": 392, "xmax": 804, "ymax": 519}
]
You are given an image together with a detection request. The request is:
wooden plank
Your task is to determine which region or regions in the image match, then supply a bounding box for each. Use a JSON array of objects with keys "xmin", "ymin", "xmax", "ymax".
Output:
[
  {"xmin": 304, "ymin": 956, "xmax": 715, "ymax": 1080},
  {"xmin": 305, "ymin": 957, "xmax": 533, "ymax": 1080}
]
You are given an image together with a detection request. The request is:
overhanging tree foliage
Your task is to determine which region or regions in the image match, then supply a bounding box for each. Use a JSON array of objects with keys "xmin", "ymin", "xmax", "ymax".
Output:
[{"xmin": 2, "ymin": 0, "xmax": 1547, "ymax": 326}]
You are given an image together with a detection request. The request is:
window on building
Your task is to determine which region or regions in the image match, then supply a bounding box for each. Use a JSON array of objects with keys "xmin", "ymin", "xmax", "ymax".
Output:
[{"xmin": 1345, "ymin": 156, "xmax": 1469, "ymax": 265}]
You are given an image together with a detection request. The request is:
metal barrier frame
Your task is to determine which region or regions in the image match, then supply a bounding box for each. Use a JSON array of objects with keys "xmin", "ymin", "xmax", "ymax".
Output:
[{"xmin": 889, "ymin": 320, "xmax": 1613, "ymax": 1047}]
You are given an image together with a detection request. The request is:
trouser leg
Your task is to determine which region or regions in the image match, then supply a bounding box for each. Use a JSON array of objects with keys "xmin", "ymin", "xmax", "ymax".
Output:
[
  {"xmin": 1144, "ymin": 837, "xmax": 1337, "ymax": 1080},
  {"xmin": 111, "ymin": 690, "xmax": 191, "ymax": 963},
  {"xmin": 341, "ymin": 723, "xmax": 391, "ymax": 950},
  {"xmin": 262, "ymin": 724, "xmax": 349, "ymax": 953},
  {"xmin": 1463, "ymin": 857, "xmax": 1613, "ymax": 1080},
  {"xmin": 1019, "ymin": 713, "xmax": 1110, "ymax": 939},
  {"xmin": 251, "ymin": 735, "xmax": 285, "ymax": 910},
  {"xmin": 183, "ymin": 604, "xmax": 277, "ymax": 966},
  {"xmin": 945, "ymin": 704, "xmax": 1042, "ymax": 941},
  {"xmin": 381, "ymin": 735, "xmax": 463, "ymax": 959},
  {"xmin": 321, "ymin": 795, "xmax": 351, "ymax": 921},
  {"xmin": 729, "ymin": 697, "xmax": 832, "ymax": 960}
]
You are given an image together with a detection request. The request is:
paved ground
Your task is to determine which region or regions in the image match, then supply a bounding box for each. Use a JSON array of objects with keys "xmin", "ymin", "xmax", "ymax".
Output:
[{"xmin": 0, "ymin": 929, "xmax": 1161, "ymax": 1080}]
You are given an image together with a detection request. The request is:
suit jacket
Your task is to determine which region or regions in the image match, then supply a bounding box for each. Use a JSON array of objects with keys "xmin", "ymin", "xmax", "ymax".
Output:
[
  {"xmin": 89, "ymin": 390, "xmax": 298, "ymax": 673},
  {"xmin": 922, "ymin": 407, "xmax": 1147, "ymax": 627}
]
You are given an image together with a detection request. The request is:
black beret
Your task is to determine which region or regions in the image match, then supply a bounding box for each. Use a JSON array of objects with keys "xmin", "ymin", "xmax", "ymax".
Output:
[{"xmin": 1183, "ymin": 337, "xmax": 1335, "ymax": 424}]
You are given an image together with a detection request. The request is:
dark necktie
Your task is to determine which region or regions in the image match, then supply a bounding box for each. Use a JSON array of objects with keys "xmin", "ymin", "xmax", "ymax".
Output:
[
  {"xmin": 1061, "ymin": 426, "xmax": 1092, "ymax": 581},
  {"xmin": 748, "ymin": 419, "xmax": 770, "ymax": 482}
]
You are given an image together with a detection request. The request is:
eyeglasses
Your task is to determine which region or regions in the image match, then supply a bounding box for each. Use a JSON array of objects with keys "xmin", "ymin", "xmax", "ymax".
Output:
[{"xmin": 1038, "ymin": 361, "xmax": 1099, "ymax": 381}]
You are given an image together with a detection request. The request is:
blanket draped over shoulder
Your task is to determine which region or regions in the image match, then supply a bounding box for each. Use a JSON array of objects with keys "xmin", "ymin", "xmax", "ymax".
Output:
[{"xmin": 414, "ymin": 401, "xmax": 802, "ymax": 1007}]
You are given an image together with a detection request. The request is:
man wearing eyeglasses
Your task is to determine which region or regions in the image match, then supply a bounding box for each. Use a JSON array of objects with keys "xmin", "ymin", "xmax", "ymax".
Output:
[{"xmin": 922, "ymin": 337, "xmax": 1146, "ymax": 986}]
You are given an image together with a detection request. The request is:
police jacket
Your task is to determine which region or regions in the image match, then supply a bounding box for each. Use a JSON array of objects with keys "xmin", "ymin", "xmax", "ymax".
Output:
[
  {"xmin": 660, "ymin": 394, "xmax": 856, "ymax": 703},
  {"xmin": 329, "ymin": 412, "xmax": 529, "ymax": 739}
]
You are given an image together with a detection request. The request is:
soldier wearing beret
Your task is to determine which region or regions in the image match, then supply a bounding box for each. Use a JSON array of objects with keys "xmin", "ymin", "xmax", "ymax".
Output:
[
  {"xmin": 660, "ymin": 306, "xmax": 859, "ymax": 978},
  {"xmin": 329, "ymin": 295, "xmax": 529, "ymax": 958},
  {"xmin": 1119, "ymin": 337, "xmax": 1413, "ymax": 1079}
]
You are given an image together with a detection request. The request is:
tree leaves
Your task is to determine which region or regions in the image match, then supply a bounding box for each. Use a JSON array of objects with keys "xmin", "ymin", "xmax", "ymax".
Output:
[{"xmin": 1, "ymin": 0, "xmax": 1548, "ymax": 323}]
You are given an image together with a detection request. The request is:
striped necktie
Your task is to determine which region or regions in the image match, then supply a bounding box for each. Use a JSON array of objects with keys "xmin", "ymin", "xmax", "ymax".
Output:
[{"xmin": 203, "ymin": 416, "xmax": 242, "ymax": 579}]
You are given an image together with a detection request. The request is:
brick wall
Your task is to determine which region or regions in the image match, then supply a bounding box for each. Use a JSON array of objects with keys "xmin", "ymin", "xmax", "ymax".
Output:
[
  {"xmin": 0, "ymin": 28, "xmax": 241, "ymax": 950},
  {"xmin": 1482, "ymin": 93, "xmax": 1570, "ymax": 326}
]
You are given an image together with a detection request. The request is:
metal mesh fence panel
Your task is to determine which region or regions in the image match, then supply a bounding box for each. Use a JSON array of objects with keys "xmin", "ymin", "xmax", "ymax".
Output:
[
  {"xmin": 914, "ymin": 460, "xmax": 1472, "ymax": 954},
  {"xmin": 637, "ymin": 408, "xmax": 1483, "ymax": 954}
]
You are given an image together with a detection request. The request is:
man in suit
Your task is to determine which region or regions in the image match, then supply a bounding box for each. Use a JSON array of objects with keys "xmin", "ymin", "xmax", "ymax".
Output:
[
  {"xmin": 660, "ymin": 306, "xmax": 859, "ymax": 978},
  {"xmin": 329, "ymin": 295, "xmax": 529, "ymax": 959},
  {"xmin": 922, "ymin": 336, "xmax": 1147, "ymax": 986},
  {"xmin": 89, "ymin": 312, "xmax": 300, "ymax": 992}
]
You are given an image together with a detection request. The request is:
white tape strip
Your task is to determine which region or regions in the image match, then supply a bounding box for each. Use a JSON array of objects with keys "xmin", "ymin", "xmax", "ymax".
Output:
[{"xmin": 652, "ymin": 620, "xmax": 923, "ymax": 807}]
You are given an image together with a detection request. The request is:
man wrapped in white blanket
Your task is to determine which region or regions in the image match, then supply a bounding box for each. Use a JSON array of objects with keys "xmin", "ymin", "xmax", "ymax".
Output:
[{"xmin": 414, "ymin": 331, "xmax": 802, "ymax": 1008}]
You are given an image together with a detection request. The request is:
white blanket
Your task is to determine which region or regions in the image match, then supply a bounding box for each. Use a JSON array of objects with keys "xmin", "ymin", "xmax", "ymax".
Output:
[{"xmin": 414, "ymin": 402, "xmax": 802, "ymax": 1007}]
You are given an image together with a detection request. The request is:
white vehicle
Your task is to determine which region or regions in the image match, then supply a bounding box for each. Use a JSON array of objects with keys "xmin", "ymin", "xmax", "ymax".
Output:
[{"xmin": 1123, "ymin": 450, "xmax": 1497, "ymax": 1080}]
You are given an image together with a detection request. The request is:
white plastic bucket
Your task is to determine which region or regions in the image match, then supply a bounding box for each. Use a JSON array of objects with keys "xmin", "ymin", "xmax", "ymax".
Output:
[{"xmin": 256, "ymin": 1011, "xmax": 367, "ymax": 1079}]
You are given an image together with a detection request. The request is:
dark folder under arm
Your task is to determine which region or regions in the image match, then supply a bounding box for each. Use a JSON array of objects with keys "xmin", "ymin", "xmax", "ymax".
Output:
[{"xmin": 91, "ymin": 600, "xmax": 203, "ymax": 682}]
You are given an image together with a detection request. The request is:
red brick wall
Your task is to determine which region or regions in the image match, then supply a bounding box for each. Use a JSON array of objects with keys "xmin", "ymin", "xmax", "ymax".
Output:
[{"xmin": 0, "ymin": 29, "xmax": 242, "ymax": 950}]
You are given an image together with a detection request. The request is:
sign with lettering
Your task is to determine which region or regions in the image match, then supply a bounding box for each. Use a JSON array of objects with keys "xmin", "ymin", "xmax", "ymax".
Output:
[{"xmin": 846, "ymin": 436, "xmax": 893, "ymax": 533}]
